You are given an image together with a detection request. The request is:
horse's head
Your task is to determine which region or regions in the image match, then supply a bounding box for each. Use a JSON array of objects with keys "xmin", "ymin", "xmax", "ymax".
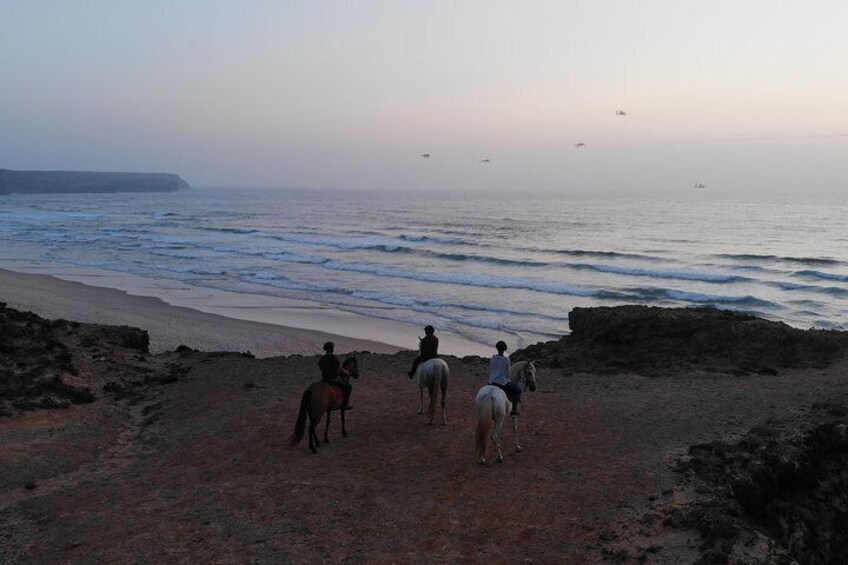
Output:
[
  {"xmin": 523, "ymin": 361, "xmax": 537, "ymax": 392},
  {"xmin": 343, "ymin": 356, "xmax": 359, "ymax": 379}
]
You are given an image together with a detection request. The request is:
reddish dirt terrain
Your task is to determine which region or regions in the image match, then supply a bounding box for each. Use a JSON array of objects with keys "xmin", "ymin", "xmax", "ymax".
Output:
[
  {"xmin": 3, "ymin": 305, "xmax": 848, "ymax": 563},
  {"xmin": 4, "ymin": 336, "xmax": 848, "ymax": 563}
]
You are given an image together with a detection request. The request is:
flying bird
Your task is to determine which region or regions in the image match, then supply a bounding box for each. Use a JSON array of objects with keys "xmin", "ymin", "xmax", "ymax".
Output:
[
  {"xmin": 420, "ymin": 153, "xmax": 431, "ymax": 159},
  {"xmin": 615, "ymin": 110, "xmax": 627, "ymax": 116},
  {"xmin": 480, "ymin": 158, "xmax": 490, "ymax": 163},
  {"xmin": 574, "ymin": 143, "xmax": 586, "ymax": 148}
]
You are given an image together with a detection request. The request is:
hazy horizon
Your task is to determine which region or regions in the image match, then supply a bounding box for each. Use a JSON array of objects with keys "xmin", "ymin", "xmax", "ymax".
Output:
[{"xmin": 2, "ymin": 1, "xmax": 847, "ymax": 195}]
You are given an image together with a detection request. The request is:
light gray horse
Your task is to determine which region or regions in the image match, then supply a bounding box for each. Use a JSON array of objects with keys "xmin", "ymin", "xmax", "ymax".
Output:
[
  {"xmin": 414, "ymin": 358, "xmax": 450, "ymax": 425},
  {"xmin": 474, "ymin": 360, "xmax": 537, "ymax": 464}
]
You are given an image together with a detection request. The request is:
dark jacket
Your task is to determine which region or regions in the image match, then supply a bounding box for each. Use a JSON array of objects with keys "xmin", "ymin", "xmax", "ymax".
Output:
[
  {"xmin": 318, "ymin": 352, "xmax": 341, "ymax": 381},
  {"xmin": 419, "ymin": 334, "xmax": 439, "ymax": 360}
]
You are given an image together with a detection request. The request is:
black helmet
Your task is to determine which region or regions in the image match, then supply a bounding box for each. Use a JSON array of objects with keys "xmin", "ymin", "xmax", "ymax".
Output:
[
  {"xmin": 323, "ymin": 341, "xmax": 335, "ymax": 352},
  {"xmin": 496, "ymin": 340, "xmax": 507, "ymax": 352},
  {"xmin": 424, "ymin": 325, "xmax": 435, "ymax": 335}
]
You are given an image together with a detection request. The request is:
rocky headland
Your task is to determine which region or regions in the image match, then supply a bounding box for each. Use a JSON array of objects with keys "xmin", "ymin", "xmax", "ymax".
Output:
[{"xmin": 0, "ymin": 169, "xmax": 190, "ymax": 194}]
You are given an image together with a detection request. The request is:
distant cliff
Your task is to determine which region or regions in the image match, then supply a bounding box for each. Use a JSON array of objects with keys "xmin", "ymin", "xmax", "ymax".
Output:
[{"xmin": 0, "ymin": 169, "xmax": 191, "ymax": 194}]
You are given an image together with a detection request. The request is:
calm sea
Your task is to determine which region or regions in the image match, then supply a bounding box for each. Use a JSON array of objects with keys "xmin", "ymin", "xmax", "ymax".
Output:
[{"xmin": 1, "ymin": 188, "xmax": 846, "ymax": 348}]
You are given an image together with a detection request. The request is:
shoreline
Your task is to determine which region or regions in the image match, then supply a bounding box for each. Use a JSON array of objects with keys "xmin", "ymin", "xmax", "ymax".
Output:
[{"xmin": 0, "ymin": 263, "xmax": 492, "ymax": 357}]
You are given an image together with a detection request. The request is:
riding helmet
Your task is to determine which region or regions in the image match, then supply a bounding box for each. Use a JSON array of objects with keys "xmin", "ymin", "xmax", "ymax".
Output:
[
  {"xmin": 496, "ymin": 340, "xmax": 508, "ymax": 352},
  {"xmin": 424, "ymin": 325, "xmax": 435, "ymax": 335},
  {"xmin": 323, "ymin": 341, "xmax": 335, "ymax": 352}
]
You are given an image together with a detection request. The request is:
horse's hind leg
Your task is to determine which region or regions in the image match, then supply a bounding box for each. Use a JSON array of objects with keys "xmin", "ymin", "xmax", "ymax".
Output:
[
  {"xmin": 418, "ymin": 386, "xmax": 424, "ymax": 415},
  {"xmin": 512, "ymin": 414, "xmax": 522, "ymax": 452},
  {"xmin": 440, "ymin": 387, "xmax": 448, "ymax": 426},
  {"xmin": 493, "ymin": 415, "xmax": 506, "ymax": 463},
  {"xmin": 425, "ymin": 386, "xmax": 436, "ymax": 426},
  {"xmin": 340, "ymin": 407, "xmax": 348, "ymax": 438},
  {"xmin": 323, "ymin": 411, "xmax": 332, "ymax": 443},
  {"xmin": 308, "ymin": 418, "xmax": 319, "ymax": 453}
]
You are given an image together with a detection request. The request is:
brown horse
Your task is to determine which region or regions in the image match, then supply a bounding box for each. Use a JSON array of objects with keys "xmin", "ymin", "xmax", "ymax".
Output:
[{"xmin": 289, "ymin": 356, "xmax": 358, "ymax": 453}]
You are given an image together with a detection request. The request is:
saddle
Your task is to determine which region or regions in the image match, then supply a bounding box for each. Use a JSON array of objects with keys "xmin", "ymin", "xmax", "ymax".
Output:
[
  {"xmin": 492, "ymin": 382, "xmax": 518, "ymax": 403},
  {"xmin": 325, "ymin": 379, "xmax": 346, "ymax": 391}
]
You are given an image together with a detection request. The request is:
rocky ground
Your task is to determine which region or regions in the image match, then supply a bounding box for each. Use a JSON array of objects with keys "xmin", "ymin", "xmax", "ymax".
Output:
[{"xmin": 1, "ymin": 304, "xmax": 847, "ymax": 564}]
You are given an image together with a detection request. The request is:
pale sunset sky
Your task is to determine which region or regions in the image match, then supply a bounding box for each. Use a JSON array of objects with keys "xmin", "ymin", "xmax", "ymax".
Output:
[{"xmin": 1, "ymin": 1, "xmax": 847, "ymax": 194}]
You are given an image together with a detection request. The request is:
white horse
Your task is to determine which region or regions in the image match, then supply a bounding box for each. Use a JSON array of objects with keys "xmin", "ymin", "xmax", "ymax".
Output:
[
  {"xmin": 414, "ymin": 358, "xmax": 450, "ymax": 425},
  {"xmin": 474, "ymin": 360, "xmax": 537, "ymax": 464}
]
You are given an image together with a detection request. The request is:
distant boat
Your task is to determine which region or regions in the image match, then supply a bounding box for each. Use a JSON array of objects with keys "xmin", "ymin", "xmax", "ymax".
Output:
[
  {"xmin": 615, "ymin": 110, "xmax": 627, "ymax": 116},
  {"xmin": 574, "ymin": 142, "xmax": 586, "ymax": 148},
  {"xmin": 420, "ymin": 153, "xmax": 431, "ymax": 159},
  {"xmin": 694, "ymin": 182, "xmax": 707, "ymax": 189},
  {"xmin": 480, "ymin": 158, "xmax": 490, "ymax": 163}
]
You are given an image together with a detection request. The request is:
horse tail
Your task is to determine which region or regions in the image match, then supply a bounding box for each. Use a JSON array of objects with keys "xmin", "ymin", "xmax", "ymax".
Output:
[
  {"xmin": 475, "ymin": 393, "xmax": 493, "ymax": 458},
  {"xmin": 289, "ymin": 387, "xmax": 312, "ymax": 448}
]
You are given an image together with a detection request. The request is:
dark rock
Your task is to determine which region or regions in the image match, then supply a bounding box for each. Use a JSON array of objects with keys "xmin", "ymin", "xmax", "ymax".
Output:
[
  {"xmin": 672, "ymin": 405, "xmax": 848, "ymax": 564},
  {"xmin": 82, "ymin": 326, "xmax": 149, "ymax": 352},
  {"xmin": 175, "ymin": 345, "xmax": 198, "ymax": 356},
  {"xmin": 514, "ymin": 306, "xmax": 848, "ymax": 376},
  {"xmin": 0, "ymin": 304, "xmax": 152, "ymax": 412}
]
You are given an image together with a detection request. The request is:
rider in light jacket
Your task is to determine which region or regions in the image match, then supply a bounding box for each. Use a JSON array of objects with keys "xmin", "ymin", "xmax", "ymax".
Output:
[{"xmin": 488, "ymin": 340, "xmax": 522, "ymax": 415}]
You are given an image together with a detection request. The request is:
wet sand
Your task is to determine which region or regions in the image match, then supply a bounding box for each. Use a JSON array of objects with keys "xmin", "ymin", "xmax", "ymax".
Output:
[{"xmin": 0, "ymin": 267, "xmax": 404, "ymax": 357}]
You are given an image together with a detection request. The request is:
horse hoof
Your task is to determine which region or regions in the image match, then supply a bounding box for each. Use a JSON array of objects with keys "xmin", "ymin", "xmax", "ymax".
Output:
[
  {"xmin": 342, "ymin": 431, "xmax": 348, "ymax": 438},
  {"xmin": 479, "ymin": 458, "xmax": 486, "ymax": 465},
  {"xmin": 496, "ymin": 456, "xmax": 504, "ymax": 463},
  {"xmin": 417, "ymin": 410, "xmax": 424, "ymax": 415},
  {"xmin": 515, "ymin": 445, "xmax": 523, "ymax": 453}
]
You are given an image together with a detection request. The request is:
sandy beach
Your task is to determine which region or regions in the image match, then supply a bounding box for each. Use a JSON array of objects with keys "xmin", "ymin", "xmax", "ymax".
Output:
[
  {"xmin": 0, "ymin": 266, "xmax": 490, "ymax": 358},
  {"xmin": 0, "ymin": 267, "xmax": 402, "ymax": 357}
]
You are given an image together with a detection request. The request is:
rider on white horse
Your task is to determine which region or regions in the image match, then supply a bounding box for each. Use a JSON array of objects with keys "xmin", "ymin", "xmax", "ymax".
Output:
[
  {"xmin": 488, "ymin": 340, "xmax": 522, "ymax": 415},
  {"xmin": 408, "ymin": 325, "xmax": 439, "ymax": 378}
]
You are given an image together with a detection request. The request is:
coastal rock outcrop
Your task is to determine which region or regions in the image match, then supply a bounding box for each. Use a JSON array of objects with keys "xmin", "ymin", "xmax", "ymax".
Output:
[
  {"xmin": 515, "ymin": 306, "xmax": 848, "ymax": 376},
  {"xmin": 0, "ymin": 169, "xmax": 190, "ymax": 194},
  {"xmin": 655, "ymin": 403, "xmax": 848, "ymax": 564},
  {"xmin": 0, "ymin": 303, "xmax": 150, "ymax": 413}
]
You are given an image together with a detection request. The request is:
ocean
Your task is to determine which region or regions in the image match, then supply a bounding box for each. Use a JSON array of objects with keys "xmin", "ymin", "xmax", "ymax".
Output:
[{"xmin": 1, "ymin": 188, "xmax": 846, "ymax": 349}]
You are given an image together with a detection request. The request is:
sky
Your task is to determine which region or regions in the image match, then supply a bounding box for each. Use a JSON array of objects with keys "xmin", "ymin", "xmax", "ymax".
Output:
[{"xmin": 1, "ymin": 1, "xmax": 847, "ymax": 194}]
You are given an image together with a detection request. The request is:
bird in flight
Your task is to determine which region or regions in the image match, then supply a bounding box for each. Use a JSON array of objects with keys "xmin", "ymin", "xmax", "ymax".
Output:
[
  {"xmin": 574, "ymin": 142, "xmax": 586, "ymax": 148},
  {"xmin": 615, "ymin": 110, "xmax": 627, "ymax": 116},
  {"xmin": 420, "ymin": 153, "xmax": 431, "ymax": 159},
  {"xmin": 480, "ymin": 158, "xmax": 490, "ymax": 163}
]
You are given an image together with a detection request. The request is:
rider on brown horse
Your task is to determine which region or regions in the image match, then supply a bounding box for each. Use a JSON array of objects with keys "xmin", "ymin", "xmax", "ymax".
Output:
[
  {"xmin": 408, "ymin": 325, "xmax": 439, "ymax": 378},
  {"xmin": 319, "ymin": 341, "xmax": 353, "ymax": 410}
]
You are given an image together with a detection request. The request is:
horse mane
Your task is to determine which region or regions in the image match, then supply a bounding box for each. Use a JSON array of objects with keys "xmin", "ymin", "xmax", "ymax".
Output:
[{"xmin": 342, "ymin": 356, "xmax": 358, "ymax": 379}]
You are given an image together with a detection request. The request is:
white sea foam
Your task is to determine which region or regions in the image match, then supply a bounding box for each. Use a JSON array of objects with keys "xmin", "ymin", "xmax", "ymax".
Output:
[{"xmin": 2, "ymin": 188, "xmax": 843, "ymax": 342}]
